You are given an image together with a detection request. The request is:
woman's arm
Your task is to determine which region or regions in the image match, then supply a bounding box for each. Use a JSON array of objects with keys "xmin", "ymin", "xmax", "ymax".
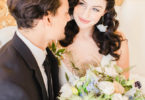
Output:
[{"xmin": 116, "ymin": 31, "xmax": 130, "ymax": 79}]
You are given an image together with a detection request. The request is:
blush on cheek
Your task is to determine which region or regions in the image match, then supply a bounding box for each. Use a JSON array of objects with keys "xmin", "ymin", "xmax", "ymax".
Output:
[{"xmin": 92, "ymin": 16, "xmax": 102, "ymax": 24}]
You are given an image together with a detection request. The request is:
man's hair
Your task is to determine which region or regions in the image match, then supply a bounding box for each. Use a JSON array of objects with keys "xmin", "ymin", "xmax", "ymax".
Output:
[{"xmin": 7, "ymin": 0, "xmax": 61, "ymax": 28}]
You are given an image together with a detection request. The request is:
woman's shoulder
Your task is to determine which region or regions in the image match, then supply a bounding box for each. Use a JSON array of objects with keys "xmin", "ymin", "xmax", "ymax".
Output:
[{"xmin": 115, "ymin": 30, "xmax": 127, "ymax": 40}]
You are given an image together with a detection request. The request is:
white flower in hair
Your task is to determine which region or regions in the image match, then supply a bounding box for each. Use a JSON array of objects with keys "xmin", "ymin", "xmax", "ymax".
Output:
[{"xmin": 97, "ymin": 24, "xmax": 108, "ymax": 32}]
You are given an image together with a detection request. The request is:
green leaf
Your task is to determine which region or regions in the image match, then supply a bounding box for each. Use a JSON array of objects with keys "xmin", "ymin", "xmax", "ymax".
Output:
[
  {"xmin": 78, "ymin": 86, "xmax": 84, "ymax": 94},
  {"xmin": 65, "ymin": 72, "xmax": 69, "ymax": 82},
  {"xmin": 126, "ymin": 80, "xmax": 134, "ymax": 86},
  {"xmin": 114, "ymin": 65, "xmax": 123, "ymax": 73},
  {"xmin": 115, "ymin": 76, "xmax": 120, "ymax": 82},
  {"xmin": 71, "ymin": 61, "xmax": 79, "ymax": 70},
  {"xmin": 56, "ymin": 49, "xmax": 65, "ymax": 56},
  {"xmin": 121, "ymin": 79, "xmax": 126, "ymax": 86},
  {"xmin": 135, "ymin": 97, "xmax": 145, "ymax": 100},
  {"xmin": 51, "ymin": 42, "xmax": 56, "ymax": 53},
  {"xmin": 84, "ymin": 93, "xmax": 96, "ymax": 100},
  {"xmin": 103, "ymin": 94, "xmax": 111, "ymax": 99},
  {"xmin": 124, "ymin": 85, "xmax": 132, "ymax": 91},
  {"xmin": 83, "ymin": 81, "xmax": 89, "ymax": 93}
]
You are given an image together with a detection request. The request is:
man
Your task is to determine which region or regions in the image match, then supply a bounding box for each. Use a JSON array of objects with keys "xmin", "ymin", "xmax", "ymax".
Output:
[{"xmin": 0, "ymin": 0, "xmax": 70, "ymax": 99}]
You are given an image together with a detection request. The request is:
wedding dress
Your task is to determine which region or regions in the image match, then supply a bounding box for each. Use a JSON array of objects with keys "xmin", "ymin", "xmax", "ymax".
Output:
[{"xmin": 59, "ymin": 54, "xmax": 115, "ymax": 86}]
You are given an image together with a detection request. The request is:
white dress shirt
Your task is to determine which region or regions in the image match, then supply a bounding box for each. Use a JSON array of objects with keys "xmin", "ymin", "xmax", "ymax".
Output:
[{"xmin": 16, "ymin": 30, "xmax": 48, "ymax": 93}]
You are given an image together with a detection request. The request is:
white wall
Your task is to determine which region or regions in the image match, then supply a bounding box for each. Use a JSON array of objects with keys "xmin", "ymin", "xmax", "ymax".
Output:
[
  {"xmin": 117, "ymin": 0, "xmax": 145, "ymax": 75},
  {"xmin": 116, "ymin": 0, "xmax": 145, "ymax": 92}
]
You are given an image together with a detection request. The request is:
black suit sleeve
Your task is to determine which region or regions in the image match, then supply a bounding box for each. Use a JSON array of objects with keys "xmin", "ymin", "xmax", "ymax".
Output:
[{"xmin": 0, "ymin": 80, "xmax": 29, "ymax": 100}]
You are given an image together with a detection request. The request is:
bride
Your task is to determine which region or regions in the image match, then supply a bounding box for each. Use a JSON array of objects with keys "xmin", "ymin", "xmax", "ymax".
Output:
[{"xmin": 58, "ymin": 0, "xmax": 129, "ymax": 86}]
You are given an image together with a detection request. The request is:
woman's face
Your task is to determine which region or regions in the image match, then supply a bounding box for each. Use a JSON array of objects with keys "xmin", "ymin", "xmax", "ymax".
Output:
[{"xmin": 73, "ymin": 0, "xmax": 107, "ymax": 29}]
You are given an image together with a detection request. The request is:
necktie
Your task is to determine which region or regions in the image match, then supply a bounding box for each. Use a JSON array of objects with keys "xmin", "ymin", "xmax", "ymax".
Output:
[{"xmin": 43, "ymin": 55, "xmax": 54, "ymax": 100}]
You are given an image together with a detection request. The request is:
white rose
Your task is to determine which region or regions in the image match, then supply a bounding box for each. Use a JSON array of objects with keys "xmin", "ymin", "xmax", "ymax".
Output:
[
  {"xmin": 104, "ymin": 67, "xmax": 118, "ymax": 77},
  {"xmin": 86, "ymin": 69, "xmax": 100, "ymax": 82},
  {"xmin": 95, "ymin": 67, "xmax": 103, "ymax": 73},
  {"xmin": 112, "ymin": 93, "xmax": 123, "ymax": 100},
  {"xmin": 60, "ymin": 83, "xmax": 73, "ymax": 98},
  {"xmin": 123, "ymin": 96, "xmax": 129, "ymax": 100},
  {"xmin": 98, "ymin": 81, "xmax": 115, "ymax": 95}
]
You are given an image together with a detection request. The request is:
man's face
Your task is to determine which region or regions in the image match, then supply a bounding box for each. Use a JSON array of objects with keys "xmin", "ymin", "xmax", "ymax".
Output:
[{"xmin": 48, "ymin": 0, "xmax": 70, "ymax": 41}]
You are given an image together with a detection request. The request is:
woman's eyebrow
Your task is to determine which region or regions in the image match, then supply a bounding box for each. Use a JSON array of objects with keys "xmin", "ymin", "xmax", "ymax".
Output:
[{"xmin": 92, "ymin": 5, "xmax": 103, "ymax": 9}]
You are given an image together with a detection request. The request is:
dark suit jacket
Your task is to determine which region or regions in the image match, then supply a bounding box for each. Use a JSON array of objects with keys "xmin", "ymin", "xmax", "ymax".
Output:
[{"xmin": 0, "ymin": 34, "xmax": 60, "ymax": 100}]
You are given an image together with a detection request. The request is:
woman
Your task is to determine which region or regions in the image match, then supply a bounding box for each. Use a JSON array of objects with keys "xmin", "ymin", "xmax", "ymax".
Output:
[{"xmin": 59, "ymin": 0, "xmax": 129, "ymax": 86}]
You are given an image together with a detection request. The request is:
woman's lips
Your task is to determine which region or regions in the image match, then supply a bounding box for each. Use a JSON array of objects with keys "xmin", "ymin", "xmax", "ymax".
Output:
[{"xmin": 79, "ymin": 17, "xmax": 90, "ymax": 24}]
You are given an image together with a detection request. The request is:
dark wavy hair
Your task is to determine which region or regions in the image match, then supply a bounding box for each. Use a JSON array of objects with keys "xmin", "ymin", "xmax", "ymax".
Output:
[
  {"xmin": 7, "ymin": 0, "xmax": 61, "ymax": 29},
  {"xmin": 60, "ymin": 0, "xmax": 123, "ymax": 60}
]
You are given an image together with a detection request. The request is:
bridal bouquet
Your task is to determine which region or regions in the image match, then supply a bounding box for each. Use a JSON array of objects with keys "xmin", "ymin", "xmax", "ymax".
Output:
[
  {"xmin": 58, "ymin": 63, "xmax": 145, "ymax": 100},
  {"xmin": 48, "ymin": 42, "xmax": 145, "ymax": 100}
]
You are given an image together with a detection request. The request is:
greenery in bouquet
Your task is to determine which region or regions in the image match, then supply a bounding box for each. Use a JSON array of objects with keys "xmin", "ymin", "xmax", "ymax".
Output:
[
  {"xmin": 48, "ymin": 42, "xmax": 65, "ymax": 65},
  {"xmin": 48, "ymin": 42, "xmax": 145, "ymax": 100},
  {"xmin": 58, "ymin": 63, "xmax": 145, "ymax": 100}
]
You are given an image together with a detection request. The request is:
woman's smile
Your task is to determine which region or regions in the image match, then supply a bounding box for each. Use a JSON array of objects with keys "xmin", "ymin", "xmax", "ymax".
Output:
[{"xmin": 79, "ymin": 16, "xmax": 90, "ymax": 24}]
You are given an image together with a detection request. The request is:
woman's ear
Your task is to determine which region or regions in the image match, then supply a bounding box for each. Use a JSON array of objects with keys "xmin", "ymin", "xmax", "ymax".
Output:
[{"xmin": 102, "ymin": 10, "xmax": 107, "ymax": 16}]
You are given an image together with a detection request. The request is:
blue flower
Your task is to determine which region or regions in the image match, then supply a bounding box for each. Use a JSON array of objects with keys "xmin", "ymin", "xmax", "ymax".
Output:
[
  {"xmin": 94, "ymin": 88, "xmax": 100, "ymax": 94},
  {"xmin": 86, "ymin": 83, "xmax": 100, "ymax": 94},
  {"xmin": 86, "ymin": 83, "xmax": 94, "ymax": 92},
  {"xmin": 129, "ymin": 96, "xmax": 133, "ymax": 100}
]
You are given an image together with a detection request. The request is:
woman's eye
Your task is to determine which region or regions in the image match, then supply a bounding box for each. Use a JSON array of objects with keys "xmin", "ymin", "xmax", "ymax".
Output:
[
  {"xmin": 78, "ymin": 2, "xmax": 85, "ymax": 5},
  {"xmin": 92, "ymin": 8, "xmax": 100, "ymax": 12}
]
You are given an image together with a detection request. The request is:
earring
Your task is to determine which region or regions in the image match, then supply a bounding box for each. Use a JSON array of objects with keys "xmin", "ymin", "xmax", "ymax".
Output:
[{"xmin": 96, "ymin": 16, "xmax": 108, "ymax": 32}]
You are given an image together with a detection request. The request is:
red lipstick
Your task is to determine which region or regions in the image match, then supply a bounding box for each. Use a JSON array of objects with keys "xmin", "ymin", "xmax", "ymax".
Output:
[{"xmin": 79, "ymin": 17, "xmax": 90, "ymax": 24}]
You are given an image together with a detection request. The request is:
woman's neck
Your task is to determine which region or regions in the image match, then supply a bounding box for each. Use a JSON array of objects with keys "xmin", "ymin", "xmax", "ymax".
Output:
[{"xmin": 76, "ymin": 27, "xmax": 94, "ymax": 39}]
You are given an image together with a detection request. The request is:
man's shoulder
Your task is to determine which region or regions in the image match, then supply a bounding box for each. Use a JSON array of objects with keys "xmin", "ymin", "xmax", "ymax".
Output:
[
  {"xmin": 0, "ymin": 41, "xmax": 23, "ymax": 72},
  {"xmin": 0, "ymin": 40, "xmax": 17, "ymax": 61}
]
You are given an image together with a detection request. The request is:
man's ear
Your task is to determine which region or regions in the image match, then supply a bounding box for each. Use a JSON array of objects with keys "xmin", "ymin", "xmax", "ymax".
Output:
[
  {"xmin": 42, "ymin": 16, "xmax": 50, "ymax": 26},
  {"xmin": 42, "ymin": 11, "xmax": 52, "ymax": 26}
]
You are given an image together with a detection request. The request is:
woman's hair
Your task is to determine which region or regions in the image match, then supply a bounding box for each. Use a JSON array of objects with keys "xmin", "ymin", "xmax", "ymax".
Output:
[
  {"xmin": 60, "ymin": 0, "xmax": 123, "ymax": 60},
  {"xmin": 7, "ymin": 0, "xmax": 61, "ymax": 28}
]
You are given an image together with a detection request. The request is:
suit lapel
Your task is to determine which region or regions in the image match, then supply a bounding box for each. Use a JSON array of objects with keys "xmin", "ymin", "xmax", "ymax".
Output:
[{"xmin": 12, "ymin": 33, "xmax": 48, "ymax": 100}]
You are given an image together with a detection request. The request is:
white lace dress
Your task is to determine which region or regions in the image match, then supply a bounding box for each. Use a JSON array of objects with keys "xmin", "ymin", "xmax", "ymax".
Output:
[{"xmin": 59, "ymin": 54, "xmax": 115, "ymax": 86}]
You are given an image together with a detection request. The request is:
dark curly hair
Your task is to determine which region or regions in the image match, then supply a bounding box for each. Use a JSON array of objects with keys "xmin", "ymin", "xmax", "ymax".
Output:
[{"xmin": 60, "ymin": 0, "xmax": 123, "ymax": 60}]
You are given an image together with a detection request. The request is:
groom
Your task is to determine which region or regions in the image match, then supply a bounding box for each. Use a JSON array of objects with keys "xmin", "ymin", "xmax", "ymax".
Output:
[{"xmin": 0, "ymin": 0, "xmax": 70, "ymax": 100}]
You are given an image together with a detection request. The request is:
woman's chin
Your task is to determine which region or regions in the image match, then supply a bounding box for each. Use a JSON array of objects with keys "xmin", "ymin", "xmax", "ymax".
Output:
[
  {"xmin": 76, "ymin": 21, "xmax": 93, "ymax": 30},
  {"xmin": 78, "ymin": 24, "xmax": 91, "ymax": 29}
]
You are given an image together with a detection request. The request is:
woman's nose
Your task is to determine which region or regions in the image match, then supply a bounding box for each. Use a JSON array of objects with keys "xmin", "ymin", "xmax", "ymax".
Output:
[{"xmin": 82, "ymin": 8, "xmax": 90, "ymax": 18}]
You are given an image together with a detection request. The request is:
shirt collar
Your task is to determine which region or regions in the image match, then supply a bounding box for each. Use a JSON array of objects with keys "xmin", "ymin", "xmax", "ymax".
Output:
[{"xmin": 16, "ymin": 30, "xmax": 47, "ymax": 67}]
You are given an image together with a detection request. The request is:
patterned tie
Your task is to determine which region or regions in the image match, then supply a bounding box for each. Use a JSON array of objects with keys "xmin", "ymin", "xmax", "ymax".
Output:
[{"xmin": 43, "ymin": 55, "xmax": 54, "ymax": 100}]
